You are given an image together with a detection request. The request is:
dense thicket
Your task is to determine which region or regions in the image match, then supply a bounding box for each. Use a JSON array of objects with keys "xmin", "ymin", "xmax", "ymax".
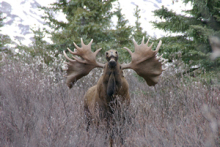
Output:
[
  {"xmin": 152, "ymin": 0, "xmax": 220, "ymax": 71},
  {"xmin": 1, "ymin": 54, "xmax": 219, "ymax": 147}
]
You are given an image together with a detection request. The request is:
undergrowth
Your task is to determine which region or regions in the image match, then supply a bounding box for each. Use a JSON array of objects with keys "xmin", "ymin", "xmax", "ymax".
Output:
[{"xmin": 0, "ymin": 56, "xmax": 219, "ymax": 147}]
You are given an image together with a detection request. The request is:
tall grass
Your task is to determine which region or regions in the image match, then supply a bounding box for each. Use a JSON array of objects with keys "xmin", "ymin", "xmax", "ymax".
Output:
[{"xmin": 0, "ymin": 56, "xmax": 219, "ymax": 147}]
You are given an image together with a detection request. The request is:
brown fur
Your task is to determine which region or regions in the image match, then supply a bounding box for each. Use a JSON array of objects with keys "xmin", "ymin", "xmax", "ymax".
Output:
[
  {"xmin": 84, "ymin": 50, "xmax": 130, "ymax": 124},
  {"xmin": 83, "ymin": 50, "xmax": 130, "ymax": 146}
]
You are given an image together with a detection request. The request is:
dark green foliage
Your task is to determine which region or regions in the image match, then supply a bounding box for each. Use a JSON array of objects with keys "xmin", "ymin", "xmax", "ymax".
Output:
[
  {"xmin": 113, "ymin": 3, "xmax": 132, "ymax": 47},
  {"xmin": 0, "ymin": 12, "xmax": 11, "ymax": 52},
  {"xmin": 117, "ymin": 5, "xmax": 151, "ymax": 63},
  {"xmin": 16, "ymin": 27, "xmax": 57, "ymax": 65},
  {"xmin": 30, "ymin": 28, "xmax": 54, "ymax": 64},
  {"xmin": 112, "ymin": 2, "xmax": 133, "ymax": 62},
  {"xmin": 152, "ymin": 0, "xmax": 220, "ymax": 71},
  {"xmin": 40, "ymin": 0, "xmax": 117, "ymax": 53},
  {"xmin": 132, "ymin": 6, "xmax": 148, "ymax": 40},
  {"xmin": 39, "ymin": 0, "xmax": 150, "ymax": 64},
  {"xmin": 131, "ymin": 6, "xmax": 155, "ymax": 56}
]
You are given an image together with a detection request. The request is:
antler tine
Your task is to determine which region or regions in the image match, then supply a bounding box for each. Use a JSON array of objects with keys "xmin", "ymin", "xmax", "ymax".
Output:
[
  {"xmin": 81, "ymin": 38, "xmax": 85, "ymax": 46},
  {"xmin": 94, "ymin": 48, "xmax": 105, "ymax": 68},
  {"xmin": 73, "ymin": 42, "xmax": 81, "ymax": 50},
  {"xmin": 146, "ymin": 37, "xmax": 150, "ymax": 46},
  {"xmin": 162, "ymin": 60, "xmax": 167, "ymax": 65},
  {"xmin": 157, "ymin": 54, "xmax": 163, "ymax": 60},
  {"xmin": 71, "ymin": 55, "xmax": 86, "ymax": 64},
  {"xmin": 132, "ymin": 38, "xmax": 138, "ymax": 48},
  {"xmin": 67, "ymin": 47, "xmax": 78, "ymax": 55},
  {"xmin": 149, "ymin": 42, "xmax": 154, "ymax": 48},
  {"xmin": 94, "ymin": 48, "xmax": 102, "ymax": 56},
  {"xmin": 123, "ymin": 47, "xmax": 133, "ymax": 57},
  {"xmin": 63, "ymin": 51, "xmax": 75, "ymax": 62},
  {"xmin": 64, "ymin": 62, "xmax": 72, "ymax": 66},
  {"xmin": 162, "ymin": 67, "xmax": 168, "ymax": 71},
  {"xmin": 141, "ymin": 36, "xmax": 145, "ymax": 45},
  {"xmin": 161, "ymin": 58, "xmax": 168, "ymax": 64},
  {"xmin": 88, "ymin": 39, "xmax": 93, "ymax": 46},
  {"xmin": 155, "ymin": 40, "xmax": 162, "ymax": 53}
]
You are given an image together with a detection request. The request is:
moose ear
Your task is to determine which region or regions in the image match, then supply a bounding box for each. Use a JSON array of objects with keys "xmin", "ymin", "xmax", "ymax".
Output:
[
  {"xmin": 121, "ymin": 37, "xmax": 166, "ymax": 86},
  {"xmin": 63, "ymin": 39, "xmax": 104, "ymax": 88}
]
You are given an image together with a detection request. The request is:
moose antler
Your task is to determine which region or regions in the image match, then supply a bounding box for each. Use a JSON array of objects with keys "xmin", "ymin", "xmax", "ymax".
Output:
[
  {"xmin": 63, "ymin": 38, "xmax": 104, "ymax": 88},
  {"xmin": 122, "ymin": 37, "xmax": 165, "ymax": 86}
]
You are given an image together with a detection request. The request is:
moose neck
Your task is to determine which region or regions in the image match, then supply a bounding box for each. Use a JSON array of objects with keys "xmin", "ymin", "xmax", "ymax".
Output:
[{"xmin": 104, "ymin": 62, "xmax": 122, "ymax": 104}]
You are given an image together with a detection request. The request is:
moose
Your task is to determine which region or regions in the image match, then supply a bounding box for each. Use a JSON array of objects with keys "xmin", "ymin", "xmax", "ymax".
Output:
[{"xmin": 63, "ymin": 37, "xmax": 165, "ymax": 146}]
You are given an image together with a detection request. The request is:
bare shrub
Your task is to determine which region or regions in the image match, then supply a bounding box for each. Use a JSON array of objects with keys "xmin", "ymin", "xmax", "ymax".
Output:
[{"xmin": 0, "ymin": 57, "xmax": 219, "ymax": 147}]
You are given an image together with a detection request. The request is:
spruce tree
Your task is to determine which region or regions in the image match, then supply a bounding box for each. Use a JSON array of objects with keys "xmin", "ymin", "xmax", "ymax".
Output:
[
  {"xmin": 152, "ymin": 0, "xmax": 220, "ymax": 71},
  {"xmin": 133, "ymin": 5, "xmax": 148, "ymax": 41},
  {"xmin": 132, "ymin": 6, "xmax": 156, "ymax": 54},
  {"xmin": 113, "ymin": 2, "xmax": 132, "ymax": 48},
  {"xmin": 0, "ymin": 12, "xmax": 11, "ymax": 52},
  {"xmin": 16, "ymin": 27, "xmax": 54, "ymax": 64},
  {"xmin": 112, "ymin": 2, "xmax": 133, "ymax": 62},
  {"xmin": 30, "ymin": 28, "xmax": 53, "ymax": 64},
  {"xmin": 40, "ymin": 0, "xmax": 117, "ymax": 52}
]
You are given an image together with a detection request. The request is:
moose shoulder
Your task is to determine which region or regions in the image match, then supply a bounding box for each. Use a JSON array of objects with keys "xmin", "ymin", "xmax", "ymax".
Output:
[{"xmin": 63, "ymin": 38, "xmax": 166, "ymax": 146}]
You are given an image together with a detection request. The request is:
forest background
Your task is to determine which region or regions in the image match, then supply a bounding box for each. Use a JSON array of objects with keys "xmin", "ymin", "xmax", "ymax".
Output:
[{"xmin": 0, "ymin": 0, "xmax": 219, "ymax": 146}]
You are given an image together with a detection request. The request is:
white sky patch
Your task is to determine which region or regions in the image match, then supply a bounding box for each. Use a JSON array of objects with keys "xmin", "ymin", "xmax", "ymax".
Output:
[
  {"xmin": 116, "ymin": 0, "xmax": 192, "ymax": 38},
  {"xmin": 34, "ymin": 0, "xmax": 55, "ymax": 6}
]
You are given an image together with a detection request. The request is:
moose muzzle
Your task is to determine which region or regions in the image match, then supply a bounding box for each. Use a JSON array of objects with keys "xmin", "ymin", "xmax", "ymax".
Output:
[{"xmin": 108, "ymin": 57, "xmax": 117, "ymax": 68}]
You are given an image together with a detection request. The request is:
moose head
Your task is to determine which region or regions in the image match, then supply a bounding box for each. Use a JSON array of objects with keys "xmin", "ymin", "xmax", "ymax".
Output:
[
  {"xmin": 63, "ymin": 37, "xmax": 165, "ymax": 87},
  {"xmin": 63, "ymin": 37, "xmax": 166, "ymax": 146}
]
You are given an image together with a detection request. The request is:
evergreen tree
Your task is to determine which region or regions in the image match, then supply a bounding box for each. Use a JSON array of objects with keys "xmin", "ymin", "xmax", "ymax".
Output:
[
  {"xmin": 30, "ymin": 27, "xmax": 52, "ymax": 64},
  {"xmin": 16, "ymin": 27, "xmax": 56, "ymax": 65},
  {"xmin": 152, "ymin": 0, "xmax": 220, "ymax": 71},
  {"xmin": 0, "ymin": 12, "xmax": 11, "ymax": 52},
  {"xmin": 112, "ymin": 2, "xmax": 133, "ymax": 61},
  {"xmin": 40, "ymin": 0, "xmax": 117, "ymax": 52},
  {"xmin": 132, "ymin": 6, "xmax": 148, "ymax": 42},
  {"xmin": 113, "ymin": 2, "xmax": 132, "ymax": 48}
]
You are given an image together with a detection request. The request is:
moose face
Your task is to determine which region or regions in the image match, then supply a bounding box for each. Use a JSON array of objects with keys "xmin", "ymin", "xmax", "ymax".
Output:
[{"xmin": 105, "ymin": 49, "xmax": 118, "ymax": 68}]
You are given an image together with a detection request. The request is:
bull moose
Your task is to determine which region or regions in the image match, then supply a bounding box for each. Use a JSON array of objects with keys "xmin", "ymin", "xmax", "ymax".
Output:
[{"xmin": 63, "ymin": 37, "xmax": 166, "ymax": 146}]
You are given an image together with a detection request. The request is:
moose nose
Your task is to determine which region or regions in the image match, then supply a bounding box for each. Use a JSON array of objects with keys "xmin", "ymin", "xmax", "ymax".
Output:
[{"xmin": 109, "ymin": 58, "xmax": 116, "ymax": 68}]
